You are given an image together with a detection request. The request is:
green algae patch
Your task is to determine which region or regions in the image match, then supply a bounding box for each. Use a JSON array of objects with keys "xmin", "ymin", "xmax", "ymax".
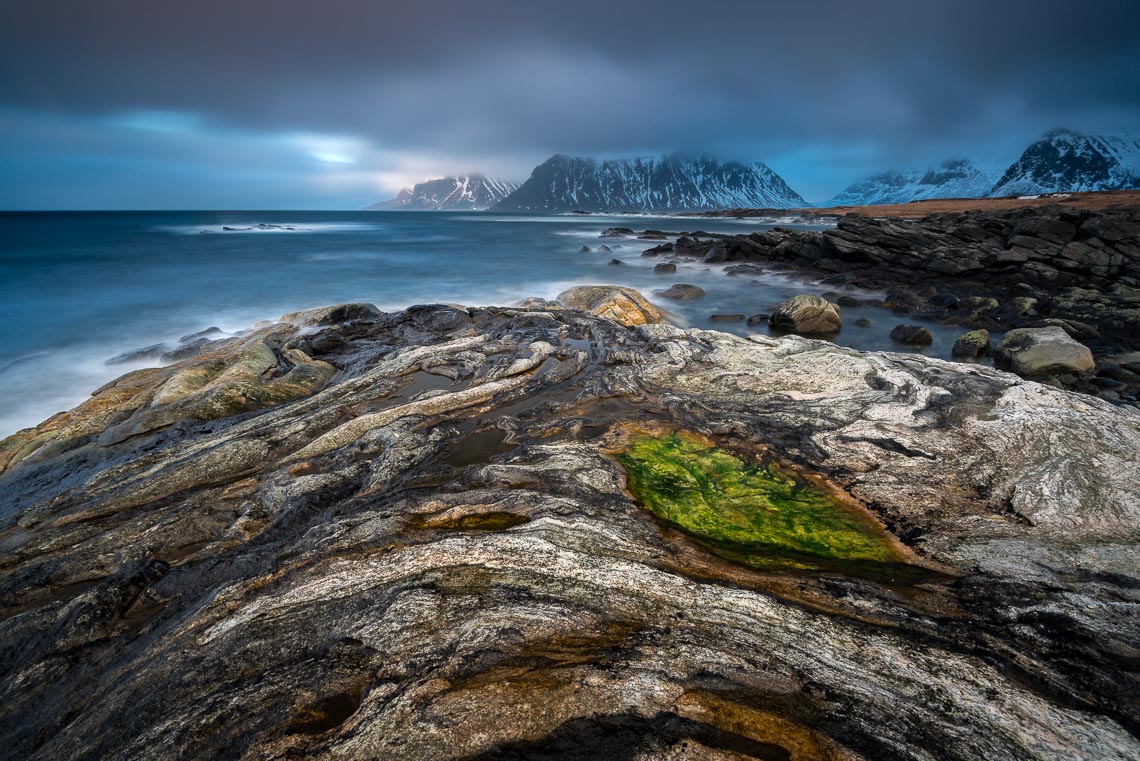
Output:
[{"xmin": 619, "ymin": 432, "xmax": 904, "ymax": 572}]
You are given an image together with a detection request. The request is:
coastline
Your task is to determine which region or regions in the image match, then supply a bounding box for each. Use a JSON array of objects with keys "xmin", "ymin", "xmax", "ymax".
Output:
[{"xmin": 1, "ymin": 295, "xmax": 1137, "ymax": 759}]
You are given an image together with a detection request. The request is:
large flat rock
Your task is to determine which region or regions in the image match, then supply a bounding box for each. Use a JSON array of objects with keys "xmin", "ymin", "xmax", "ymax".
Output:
[{"xmin": 0, "ymin": 302, "xmax": 1137, "ymax": 760}]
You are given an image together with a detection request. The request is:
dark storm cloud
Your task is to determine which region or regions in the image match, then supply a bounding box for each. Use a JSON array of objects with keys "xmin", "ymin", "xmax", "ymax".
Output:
[{"xmin": 2, "ymin": 0, "xmax": 1139, "ymax": 206}]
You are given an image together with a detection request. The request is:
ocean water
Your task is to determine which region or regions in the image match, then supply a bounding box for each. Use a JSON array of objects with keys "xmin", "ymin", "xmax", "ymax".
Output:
[{"xmin": 0, "ymin": 211, "xmax": 975, "ymax": 437}]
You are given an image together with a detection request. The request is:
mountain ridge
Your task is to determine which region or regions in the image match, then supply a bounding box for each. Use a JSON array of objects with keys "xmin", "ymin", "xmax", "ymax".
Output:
[
  {"xmin": 367, "ymin": 175, "xmax": 519, "ymax": 211},
  {"xmin": 493, "ymin": 153, "xmax": 807, "ymax": 212},
  {"xmin": 989, "ymin": 128, "xmax": 1140, "ymax": 197},
  {"xmin": 821, "ymin": 159, "xmax": 997, "ymax": 207}
]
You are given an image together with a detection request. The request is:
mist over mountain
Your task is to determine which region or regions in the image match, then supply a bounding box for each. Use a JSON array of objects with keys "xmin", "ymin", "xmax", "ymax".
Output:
[
  {"xmin": 367, "ymin": 175, "xmax": 519, "ymax": 211},
  {"xmin": 989, "ymin": 129, "xmax": 1140, "ymax": 197},
  {"xmin": 492, "ymin": 154, "xmax": 807, "ymax": 212},
  {"xmin": 822, "ymin": 159, "xmax": 996, "ymax": 207}
]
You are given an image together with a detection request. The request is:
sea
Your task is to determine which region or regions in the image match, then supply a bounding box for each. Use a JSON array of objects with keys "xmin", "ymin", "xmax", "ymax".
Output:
[{"xmin": 0, "ymin": 210, "xmax": 977, "ymax": 437}]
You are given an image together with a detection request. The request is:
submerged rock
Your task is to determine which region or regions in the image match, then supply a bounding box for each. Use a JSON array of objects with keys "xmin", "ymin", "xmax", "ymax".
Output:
[
  {"xmin": 654, "ymin": 262, "xmax": 677, "ymax": 274},
  {"xmin": 0, "ymin": 299, "xmax": 1138, "ymax": 760},
  {"xmin": 889, "ymin": 324, "xmax": 934, "ymax": 346},
  {"xmin": 556, "ymin": 285, "xmax": 666, "ymax": 327},
  {"xmin": 659, "ymin": 283, "xmax": 706, "ymax": 300},
  {"xmin": 769, "ymin": 294, "xmax": 842, "ymax": 335},
  {"xmin": 995, "ymin": 326, "xmax": 1096, "ymax": 377}
]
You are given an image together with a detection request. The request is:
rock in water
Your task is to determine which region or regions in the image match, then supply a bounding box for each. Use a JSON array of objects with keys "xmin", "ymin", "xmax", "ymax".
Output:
[
  {"xmin": 769, "ymin": 294, "xmax": 842, "ymax": 334},
  {"xmin": 556, "ymin": 285, "xmax": 666, "ymax": 326},
  {"xmin": 995, "ymin": 326, "xmax": 1096, "ymax": 376},
  {"xmin": 1, "ymin": 299, "xmax": 1138, "ymax": 760},
  {"xmin": 654, "ymin": 263, "xmax": 677, "ymax": 274},
  {"xmin": 659, "ymin": 283, "xmax": 706, "ymax": 300},
  {"xmin": 889, "ymin": 324, "xmax": 934, "ymax": 346},
  {"xmin": 953, "ymin": 329, "xmax": 992, "ymax": 357}
]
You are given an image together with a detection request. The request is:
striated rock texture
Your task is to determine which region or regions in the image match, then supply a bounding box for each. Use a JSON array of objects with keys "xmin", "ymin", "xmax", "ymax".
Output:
[
  {"xmin": 1, "ymin": 302, "xmax": 1139, "ymax": 760},
  {"xmin": 555, "ymin": 285, "xmax": 667, "ymax": 327},
  {"xmin": 769, "ymin": 295, "xmax": 842, "ymax": 335}
]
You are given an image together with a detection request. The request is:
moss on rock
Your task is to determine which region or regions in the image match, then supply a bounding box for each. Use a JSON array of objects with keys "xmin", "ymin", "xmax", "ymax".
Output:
[{"xmin": 619, "ymin": 431, "xmax": 901, "ymax": 570}]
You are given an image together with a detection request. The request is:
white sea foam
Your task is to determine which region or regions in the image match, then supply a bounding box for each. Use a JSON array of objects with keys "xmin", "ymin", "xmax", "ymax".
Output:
[{"xmin": 161, "ymin": 222, "xmax": 385, "ymax": 235}]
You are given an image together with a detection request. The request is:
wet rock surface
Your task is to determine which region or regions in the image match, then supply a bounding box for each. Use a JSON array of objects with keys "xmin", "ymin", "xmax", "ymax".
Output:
[
  {"xmin": 1, "ymin": 302, "xmax": 1138, "ymax": 760},
  {"xmin": 610, "ymin": 205, "xmax": 1140, "ymax": 404},
  {"xmin": 770, "ymin": 295, "xmax": 842, "ymax": 335}
]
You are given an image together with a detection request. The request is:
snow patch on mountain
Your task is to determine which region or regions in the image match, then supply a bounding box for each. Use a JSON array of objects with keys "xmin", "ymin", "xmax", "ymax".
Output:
[
  {"xmin": 494, "ymin": 154, "xmax": 807, "ymax": 212},
  {"xmin": 821, "ymin": 159, "xmax": 996, "ymax": 207},
  {"xmin": 989, "ymin": 129, "xmax": 1140, "ymax": 196},
  {"xmin": 367, "ymin": 175, "xmax": 520, "ymax": 211}
]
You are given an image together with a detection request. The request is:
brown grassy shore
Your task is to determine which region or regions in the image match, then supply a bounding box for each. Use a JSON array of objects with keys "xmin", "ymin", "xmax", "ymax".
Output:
[{"xmin": 692, "ymin": 188, "xmax": 1140, "ymax": 220}]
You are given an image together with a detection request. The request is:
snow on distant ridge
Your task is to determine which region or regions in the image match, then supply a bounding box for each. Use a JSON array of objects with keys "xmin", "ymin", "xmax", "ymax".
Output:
[
  {"xmin": 367, "ymin": 175, "xmax": 520, "ymax": 211},
  {"xmin": 821, "ymin": 159, "xmax": 996, "ymax": 207},
  {"xmin": 989, "ymin": 128, "xmax": 1140, "ymax": 196},
  {"xmin": 493, "ymin": 153, "xmax": 807, "ymax": 212}
]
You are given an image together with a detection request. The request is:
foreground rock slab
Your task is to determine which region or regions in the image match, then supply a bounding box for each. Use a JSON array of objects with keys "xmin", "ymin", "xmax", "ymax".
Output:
[{"xmin": 0, "ymin": 302, "xmax": 1138, "ymax": 760}]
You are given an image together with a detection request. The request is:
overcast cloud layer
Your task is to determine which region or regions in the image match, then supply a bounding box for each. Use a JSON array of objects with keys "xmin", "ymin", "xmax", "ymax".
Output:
[{"xmin": 2, "ymin": 0, "xmax": 1138, "ymax": 208}]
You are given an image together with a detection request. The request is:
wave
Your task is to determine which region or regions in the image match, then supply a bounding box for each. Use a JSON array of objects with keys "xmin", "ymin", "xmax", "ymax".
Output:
[{"xmin": 159, "ymin": 222, "xmax": 386, "ymax": 235}]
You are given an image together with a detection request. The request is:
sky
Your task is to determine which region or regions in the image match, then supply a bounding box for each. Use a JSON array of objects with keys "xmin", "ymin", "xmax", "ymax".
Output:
[{"xmin": 1, "ymin": 0, "xmax": 1139, "ymax": 209}]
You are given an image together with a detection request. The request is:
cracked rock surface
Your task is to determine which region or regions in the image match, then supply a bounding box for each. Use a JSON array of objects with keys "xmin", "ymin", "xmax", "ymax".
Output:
[{"xmin": 0, "ymin": 301, "xmax": 1137, "ymax": 760}]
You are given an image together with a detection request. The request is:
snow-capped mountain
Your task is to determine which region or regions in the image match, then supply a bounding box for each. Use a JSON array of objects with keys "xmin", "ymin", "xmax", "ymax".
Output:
[
  {"xmin": 822, "ymin": 159, "xmax": 995, "ymax": 207},
  {"xmin": 367, "ymin": 175, "xmax": 520, "ymax": 211},
  {"xmin": 493, "ymin": 154, "xmax": 807, "ymax": 212},
  {"xmin": 989, "ymin": 129, "xmax": 1140, "ymax": 196}
]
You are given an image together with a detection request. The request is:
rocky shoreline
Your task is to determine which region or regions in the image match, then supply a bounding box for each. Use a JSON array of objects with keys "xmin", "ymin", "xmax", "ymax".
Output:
[
  {"xmin": 1, "ymin": 296, "xmax": 1137, "ymax": 759},
  {"xmin": 601, "ymin": 204, "xmax": 1140, "ymax": 405}
]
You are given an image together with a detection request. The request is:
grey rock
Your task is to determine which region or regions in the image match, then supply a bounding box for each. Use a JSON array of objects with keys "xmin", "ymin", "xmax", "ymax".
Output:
[
  {"xmin": 659, "ymin": 284, "xmax": 706, "ymax": 300},
  {"xmin": 995, "ymin": 327, "xmax": 1096, "ymax": 376},
  {"xmin": 889, "ymin": 324, "xmax": 934, "ymax": 346}
]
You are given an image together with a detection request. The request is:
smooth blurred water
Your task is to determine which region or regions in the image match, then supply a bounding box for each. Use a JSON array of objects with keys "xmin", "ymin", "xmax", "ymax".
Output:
[{"xmin": 0, "ymin": 210, "xmax": 973, "ymax": 437}]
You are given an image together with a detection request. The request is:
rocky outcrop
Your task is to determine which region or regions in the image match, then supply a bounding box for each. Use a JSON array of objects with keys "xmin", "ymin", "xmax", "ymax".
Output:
[
  {"xmin": 995, "ymin": 327, "xmax": 1096, "ymax": 377},
  {"xmin": 628, "ymin": 205, "xmax": 1140, "ymax": 403},
  {"xmin": 555, "ymin": 285, "xmax": 666, "ymax": 327},
  {"xmin": 1, "ymin": 302, "xmax": 1138, "ymax": 760},
  {"xmin": 769, "ymin": 295, "xmax": 842, "ymax": 335}
]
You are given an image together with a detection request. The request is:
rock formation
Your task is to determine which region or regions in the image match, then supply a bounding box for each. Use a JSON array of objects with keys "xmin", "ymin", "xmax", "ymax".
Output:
[
  {"xmin": 769, "ymin": 295, "xmax": 842, "ymax": 335},
  {"xmin": 1, "ymin": 299, "xmax": 1137, "ymax": 759}
]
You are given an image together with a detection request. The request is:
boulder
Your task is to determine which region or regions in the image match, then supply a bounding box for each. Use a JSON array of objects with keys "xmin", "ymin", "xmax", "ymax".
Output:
[
  {"xmin": 654, "ymin": 263, "xmax": 677, "ymax": 274},
  {"xmin": 994, "ymin": 327, "xmax": 1095, "ymax": 377},
  {"xmin": 659, "ymin": 284, "xmax": 706, "ymax": 300},
  {"xmin": 278, "ymin": 303, "xmax": 383, "ymax": 327},
  {"xmin": 889, "ymin": 325, "xmax": 934, "ymax": 346},
  {"xmin": 769, "ymin": 295, "xmax": 842, "ymax": 334},
  {"xmin": 642, "ymin": 243, "xmax": 674, "ymax": 256},
  {"xmin": 556, "ymin": 286, "xmax": 666, "ymax": 327},
  {"xmin": 952, "ymin": 330, "xmax": 991, "ymax": 358}
]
